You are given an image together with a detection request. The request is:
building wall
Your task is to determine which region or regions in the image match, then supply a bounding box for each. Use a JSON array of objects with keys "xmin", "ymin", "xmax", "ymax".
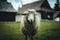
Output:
[
  {"xmin": 15, "ymin": 15, "xmax": 22, "ymax": 22},
  {"xmin": 37, "ymin": 10, "xmax": 54, "ymax": 20},
  {"xmin": 54, "ymin": 12, "xmax": 60, "ymax": 21},
  {"xmin": 0, "ymin": 12, "xmax": 16, "ymax": 22}
]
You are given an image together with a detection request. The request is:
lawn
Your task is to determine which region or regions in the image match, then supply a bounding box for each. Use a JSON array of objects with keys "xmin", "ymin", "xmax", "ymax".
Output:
[{"xmin": 0, "ymin": 20, "xmax": 60, "ymax": 40}]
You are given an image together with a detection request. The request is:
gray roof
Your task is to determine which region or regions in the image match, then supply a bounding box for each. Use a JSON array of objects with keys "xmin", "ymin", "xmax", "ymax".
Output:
[
  {"xmin": 18, "ymin": 0, "xmax": 45, "ymax": 13},
  {"xmin": 0, "ymin": 0, "xmax": 7, "ymax": 2},
  {"xmin": 0, "ymin": 2, "xmax": 16, "ymax": 12}
]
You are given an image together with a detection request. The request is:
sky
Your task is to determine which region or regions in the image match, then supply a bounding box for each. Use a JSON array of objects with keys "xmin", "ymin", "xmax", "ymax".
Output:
[{"xmin": 7, "ymin": 0, "xmax": 56, "ymax": 10}]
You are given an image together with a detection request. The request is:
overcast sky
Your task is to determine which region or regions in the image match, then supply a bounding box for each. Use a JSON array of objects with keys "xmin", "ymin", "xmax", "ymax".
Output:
[{"xmin": 7, "ymin": 0, "xmax": 56, "ymax": 10}]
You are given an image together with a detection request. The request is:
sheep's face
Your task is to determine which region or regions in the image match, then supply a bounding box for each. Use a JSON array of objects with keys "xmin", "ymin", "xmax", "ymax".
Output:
[
  {"xmin": 27, "ymin": 11, "xmax": 35, "ymax": 22},
  {"xmin": 23, "ymin": 9, "xmax": 38, "ymax": 22}
]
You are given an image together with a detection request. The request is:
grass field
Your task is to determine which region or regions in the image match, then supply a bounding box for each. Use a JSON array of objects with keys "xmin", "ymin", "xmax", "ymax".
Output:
[{"xmin": 0, "ymin": 20, "xmax": 60, "ymax": 40}]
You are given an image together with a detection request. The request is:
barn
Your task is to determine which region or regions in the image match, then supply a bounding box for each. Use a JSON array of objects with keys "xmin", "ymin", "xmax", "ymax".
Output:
[
  {"xmin": 0, "ymin": 0, "xmax": 17, "ymax": 22},
  {"xmin": 17, "ymin": 0, "xmax": 54, "ymax": 22}
]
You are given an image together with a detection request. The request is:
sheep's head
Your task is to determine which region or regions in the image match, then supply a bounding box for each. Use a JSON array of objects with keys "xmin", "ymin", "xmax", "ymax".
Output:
[{"xmin": 24, "ymin": 9, "xmax": 36, "ymax": 22}]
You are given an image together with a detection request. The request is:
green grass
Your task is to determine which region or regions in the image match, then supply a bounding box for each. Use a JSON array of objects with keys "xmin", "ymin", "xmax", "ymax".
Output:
[
  {"xmin": 0, "ymin": 20, "xmax": 60, "ymax": 40},
  {"xmin": 35, "ymin": 20, "xmax": 60, "ymax": 40}
]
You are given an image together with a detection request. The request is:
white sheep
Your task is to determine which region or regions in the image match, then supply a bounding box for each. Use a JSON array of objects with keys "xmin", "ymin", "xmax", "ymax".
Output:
[{"xmin": 20, "ymin": 9, "xmax": 41, "ymax": 40}]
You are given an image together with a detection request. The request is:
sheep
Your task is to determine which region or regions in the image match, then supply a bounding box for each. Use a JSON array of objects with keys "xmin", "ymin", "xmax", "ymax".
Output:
[{"xmin": 20, "ymin": 9, "xmax": 41, "ymax": 40}]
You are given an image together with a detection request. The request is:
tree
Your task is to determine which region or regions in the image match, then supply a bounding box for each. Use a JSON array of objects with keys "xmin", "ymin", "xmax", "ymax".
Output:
[{"xmin": 54, "ymin": 0, "xmax": 60, "ymax": 11}]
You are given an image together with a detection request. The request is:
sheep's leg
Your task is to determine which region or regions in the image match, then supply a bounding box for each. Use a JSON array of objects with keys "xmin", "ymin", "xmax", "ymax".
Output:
[
  {"xmin": 25, "ymin": 35, "xmax": 31, "ymax": 40},
  {"xmin": 31, "ymin": 36, "xmax": 33, "ymax": 40},
  {"xmin": 30, "ymin": 36, "xmax": 33, "ymax": 40},
  {"xmin": 27, "ymin": 35, "xmax": 30, "ymax": 40},
  {"xmin": 25, "ymin": 35, "xmax": 30, "ymax": 40},
  {"xmin": 25, "ymin": 35, "xmax": 27, "ymax": 40}
]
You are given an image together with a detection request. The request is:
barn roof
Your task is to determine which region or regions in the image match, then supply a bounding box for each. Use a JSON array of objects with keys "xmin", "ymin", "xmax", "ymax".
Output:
[
  {"xmin": 0, "ymin": 1, "xmax": 16, "ymax": 12},
  {"xmin": 18, "ymin": 0, "xmax": 52, "ymax": 13}
]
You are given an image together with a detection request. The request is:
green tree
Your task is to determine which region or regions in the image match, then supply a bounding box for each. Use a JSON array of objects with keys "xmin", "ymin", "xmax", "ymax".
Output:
[{"xmin": 54, "ymin": 0, "xmax": 60, "ymax": 11}]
